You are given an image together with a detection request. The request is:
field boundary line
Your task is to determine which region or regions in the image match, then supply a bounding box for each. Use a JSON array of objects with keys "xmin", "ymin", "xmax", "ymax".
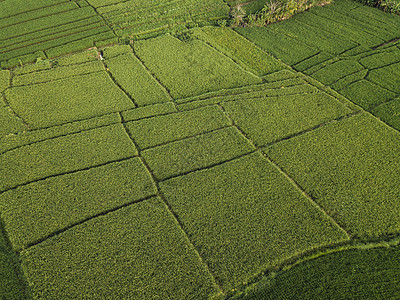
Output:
[
  {"xmin": 2, "ymin": 22, "xmax": 106, "ymax": 53},
  {"xmin": 216, "ymin": 104, "xmax": 351, "ymax": 239},
  {"xmin": 11, "ymin": 70, "xmax": 104, "ymax": 87},
  {"xmin": 85, "ymin": 0, "xmax": 120, "ymax": 40},
  {"xmin": 0, "ymin": 1, "xmax": 71, "ymax": 21},
  {"xmin": 0, "ymin": 4, "xmax": 79, "ymax": 30},
  {"xmin": 263, "ymin": 154, "xmax": 350, "ymax": 239},
  {"xmin": 129, "ymin": 45, "xmax": 175, "ymax": 105},
  {"xmin": 1, "ymin": 92, "xmax": 30, "ymax": 130},
  {"xmin": 263, "ymin": 111, "xmax": 362, "ymax": 148},
  {"xmin": 101, "ymin": 59, "xmax": 138, "ymax": 107},
  {"xmin": 22, "ymin": 194, "xmax": 157, "ymax": 252},
  {"xmin": 0, "ymin": 156, "xmax": 137, "ymax": 195},
  {"xmin": 120, "ymin": 115, "xmax": 225, "ymax": 294}
]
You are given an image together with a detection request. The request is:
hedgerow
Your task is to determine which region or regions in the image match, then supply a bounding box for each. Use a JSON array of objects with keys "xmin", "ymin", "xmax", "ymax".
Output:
[
  {"xmin": 192, "ymin": 27, "xmax": 287, "ymax": 76},
  {"xmin": 125, "ymin": 105, "xmax": 230, "ymax": 149},
  {"xmin": 265, "ymin": 113, "xmax": 400, "ymax": 238},
  {"xmin": 134, "ymin": 34, "xmax": 262, "ymax": 99},
  {"xmin": 142, "ymin": 126, "xmax": 255, "ymax": 180},
  {"xmin": 0, "ymin": 124, "xmax": 137, "ymax": 193},
  {"xmin": 21, "ymin": 197, "xmax": 220, "ymax": 299},
  {"xmin": 0, "ymin": 158, "xmax": 156, "ymax": 249},
  {"xmin": 222, "ymin": 92, "xmax": 352, "ymax": 146},
  {"xmin": 105, "ymin": 54, "xmax": 171, "ymax": 106},
  {"xmin": 6, "ymin": 72, "xmax": 133, "ymax": 128},
  {"xmin": 237, "ymin": 246, "xmax": 400, "ymax": 299},
  {"xmin": 160, "ymin": 152, "xmax": 348, "ymax": 290}
]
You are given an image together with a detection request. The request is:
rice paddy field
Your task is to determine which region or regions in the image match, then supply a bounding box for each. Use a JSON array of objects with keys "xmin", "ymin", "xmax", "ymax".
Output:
[{"xmin": 1, "ymin": 0, "xmax": 400, "ymax": 298}]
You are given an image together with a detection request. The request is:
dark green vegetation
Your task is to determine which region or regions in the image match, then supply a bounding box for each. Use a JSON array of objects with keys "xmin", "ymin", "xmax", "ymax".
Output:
[
  {"xmin": 237, "ymin": 0, "xmax": 400, "ymax": 130},
  {"xmin": 236, "ymin": 246, "xmax": 400, "ymax": 299},
  {"xmin": 0, "ymin": 0, "xmax": 117, "ymax": 68},
  {"xmin": 1, "ymin": 0, "xmax": 400, "ymax": 298},
  {"xmin": 86, "ymin": 0, "xmax": 230, "ymax": 40}
]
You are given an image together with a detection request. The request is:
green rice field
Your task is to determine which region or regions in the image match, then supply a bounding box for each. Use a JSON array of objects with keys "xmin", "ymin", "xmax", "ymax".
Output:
[{"xmin": 1, "ymin": 0, "xmax": 399, "ymax": 298}]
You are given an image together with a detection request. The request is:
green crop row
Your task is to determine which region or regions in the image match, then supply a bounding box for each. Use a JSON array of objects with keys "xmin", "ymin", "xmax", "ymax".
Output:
[
  {"xmin": 1, "ymin": 18, "xmax": 104, "ymax": 53},
  {"xmin": 134, "ymin": 34, "xmax": 261, "ymax": 99},
  {"xmin": 192, "ymin": 27, "xmax": 287, "ymax": 76},
  {"xmin": 6, "ymin": 72, "xmax": 133, "ymax": 128},
  {"xmin": 160, "ymin": 152, "xmax": 349, "ymax": 290},
  {"xmin": 0, "ymin": 158, "xmax": 157, "ymax": 250},
  {"xmin": 88, "ymin": 0, "xmax": 229, "ymax": 39},
  {"xmin": 237, "ymin": 246, "xmax": 400, "ymax": 299},
  {"xmin": 20, "ymin": 197, "xmax": 221, "ymax": 299},
  {"xmin": 0, "ymin": 123, "xmax": 137, "ymax": 193},
  {"xmin": 0, "ymin": 0, "xmax": 67, "ymax": 19},
  {"xmin": 13, "ymin": 61, "xmax": 104, "ymax": 86},
  {"xmin": 142, "ymin": 126, "xmax": 255, "ymax": 180},
  {"xmin": 0, "ymin": 113, "xmax": 120, "ymax": 154},
  {"xmin": 105, "ymin": 53, "xmax": 171, "ymax": 106},
  {"xmin": 235, "ymin": 27, "xmax": 318, "ymax": 66},
  {"xmin": 222, "ymin": 92, "xmax": 352, "ymax": 146},
  {"xmin": 125, "ymin": 105, "xmax": 230, "ymax": 149},
  {"xmin": 265, "ymin": 112, "xmax": 400, "ymax": 238},
  {"xmin": 0, "ymin": 2, "xmax": 78, "ymax": 30}
]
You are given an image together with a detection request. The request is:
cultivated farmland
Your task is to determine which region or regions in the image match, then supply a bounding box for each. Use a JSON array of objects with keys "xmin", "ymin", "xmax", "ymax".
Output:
[{"xmin": 1, "ymin": 0, "xmax": 400, "ymax": 298}]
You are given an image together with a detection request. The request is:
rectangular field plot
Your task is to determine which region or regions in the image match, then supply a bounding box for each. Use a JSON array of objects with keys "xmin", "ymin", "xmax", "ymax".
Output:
[
  {"xmin": 235, "ymin": 27, "xmax": 319, "ymax": 66},
  {"xmin": 105, "ymin": 53, "xmax": 171, "ymax": 106},
  {"xmin": 20, "ymin": 197, "xmax": 220, "ymax": 299},
  {"xmin": 0, "ymin": 0, "xmax": 116, "ymax": 67},
  {"xmin": 142, "ymin": 126, "xmax": 255, "ymax": 180},
  {"xmin": 372, "ymin": 98, "xmax": 400, "ymax": 131},
  {"xmin": 266, "ymin": 18, "xmax": 357, "ymax": 55},
  {"xmin": 264, "ymin": 113, "xmax": 400, "ymax": 238},
  {"xmin": 86, "ymin": 0, "xmax": 229, "ymax": 40},
  {"xmin": 133, "ymin": 34, "xmax": 262, "ymax": 99},
  {"xmin": 0, "ymin": 70, "xmax": 10, "ymax": 92},
  {"xmin": 221, "ymin": 92, "xmax": 352, "ymax": 146},
  {"xmin": 125, "ymin": 105, "xmax": 230, "ymax": 149},
  {"xmin": 160, "ymin": 152, "xmax": 348, "ymax": 290},
  {"xmin": 6, "ymin": 72, "xmax": 134, "ymax": 129},
  {"xmin": 0, "ymin": 124, "xmax": 137, "ymax": 193},
  {"xmin": 340, "ymin": 80, "xmax": 396, "ymax": 110},
  {"xmin": 0, "ymin": 158, "xmax": 156, "ymax": 250},
  {"xmin": 192, "ymin": 27, "xmax": 287, "ymax": 76}
]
